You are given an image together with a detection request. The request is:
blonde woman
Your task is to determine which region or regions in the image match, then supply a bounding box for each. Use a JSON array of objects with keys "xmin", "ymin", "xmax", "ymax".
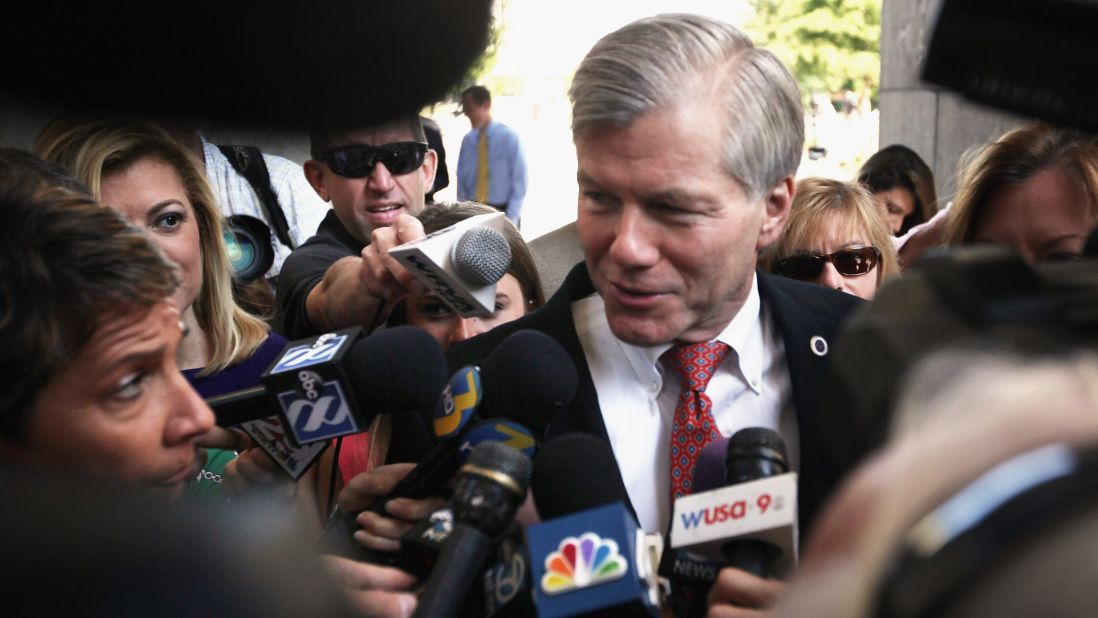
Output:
[
  {"xmin": 762, "ymin": 178, "xmax": 899, "ymax": 300},
  {"xmin": 36, "ymin": 115, "xmax": 284, "ymax": 499}
]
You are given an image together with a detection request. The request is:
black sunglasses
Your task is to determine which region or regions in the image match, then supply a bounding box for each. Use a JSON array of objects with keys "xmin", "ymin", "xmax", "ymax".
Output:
[
  {"xmin": 774, "ymin": 246, "xmax": 881, "ymax": 281},
  {"xmin": 316, "ymin": 142, "xmax": 427, "ymax": 178}
]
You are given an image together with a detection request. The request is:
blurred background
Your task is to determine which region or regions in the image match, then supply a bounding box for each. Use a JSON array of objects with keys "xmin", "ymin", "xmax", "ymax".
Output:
[{"xmin": 0, "ymin": 0, "xmax": 1029, "ymax": 241}]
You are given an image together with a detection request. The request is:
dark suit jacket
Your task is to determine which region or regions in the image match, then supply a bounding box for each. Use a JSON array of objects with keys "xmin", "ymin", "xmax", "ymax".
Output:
[{"xmin": 447, "ymin": 263, "xmax": 862, "ymax": 538}]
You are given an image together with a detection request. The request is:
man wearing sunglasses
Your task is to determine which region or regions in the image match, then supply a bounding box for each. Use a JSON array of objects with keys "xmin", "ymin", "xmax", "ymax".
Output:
[
  {"xmin": 447, "ymin": 14, "xmax": 863, "ymax": 614},
  {"xmin": 275, "ymin": 115, "xmax": 437, "ymax": 339}
]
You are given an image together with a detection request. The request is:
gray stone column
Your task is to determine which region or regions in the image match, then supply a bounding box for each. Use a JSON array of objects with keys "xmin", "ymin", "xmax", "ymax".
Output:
[{"xmin": 880, "ymin": 0, "xmax": 1028, "ymax": 202}]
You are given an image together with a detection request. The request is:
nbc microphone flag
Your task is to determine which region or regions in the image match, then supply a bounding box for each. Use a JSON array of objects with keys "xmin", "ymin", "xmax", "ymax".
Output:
[{"xmin": 525, "ymin": 502, "xmax": 659, "ymax": 617}]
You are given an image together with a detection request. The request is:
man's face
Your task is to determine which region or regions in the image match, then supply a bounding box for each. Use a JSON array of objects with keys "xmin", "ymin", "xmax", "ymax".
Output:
[
  {"xmin": 17, "ymin": 302, "xmax": 215, "ymax": 498},
  {"xmin": 461, "ymin": 96, "xmax": 489, "ymax": 126},
  {"xmin": 305, "ymin": 123, "xmax": 437, "ymax": 242},
  {"xmin": 576, "ymin": 100, "xmax": 792, "ymax": 346}
]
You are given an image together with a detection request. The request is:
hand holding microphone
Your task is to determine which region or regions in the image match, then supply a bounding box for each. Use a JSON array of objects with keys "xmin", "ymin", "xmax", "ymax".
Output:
[
  {"xmin": 339, "ymin": 463, "xmax": 447, "ymax": 553},
  {"xmin": 360, "ymin": 214, "xmax": 429, "ymax": 307},
  {"xmin": 412, "ymin": 441, "xmax": 533, "ymax": 618},
  {"xmin": 206, "ymin": 325, "xmax": 446, "ymax": 480},
  {"xmin": 388, "ymin": 210, "xmax": 512, "ymax": 317}
]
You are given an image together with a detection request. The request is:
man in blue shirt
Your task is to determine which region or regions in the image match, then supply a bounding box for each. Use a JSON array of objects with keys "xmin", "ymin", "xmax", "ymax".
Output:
[{"xmin": 456, "ymin": 85, "xmax": 528, "ymax": 227}]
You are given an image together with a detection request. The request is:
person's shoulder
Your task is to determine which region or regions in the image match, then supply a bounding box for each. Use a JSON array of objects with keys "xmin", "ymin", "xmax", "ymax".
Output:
[
  {"xmin": 258, "ymin": 331, "xmax": 289, "ymax": 356},
  {"xmin": 759, "ymin": 272, "xmax": 862, "ymax": 320},
  {"xmin": 495, "ymin": 122, "xmax": 520, "ymax": 139},
  {"xmin": 281, "ymin": 228, "xmax": 351, "ymax": 276}
]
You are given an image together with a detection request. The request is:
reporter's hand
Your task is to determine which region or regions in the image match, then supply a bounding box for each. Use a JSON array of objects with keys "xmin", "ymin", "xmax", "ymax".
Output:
[
  {"xmin": 338, "ymin": 463, "xmax": 447, "ymax": 552},
  {"xmin": 224, "ymin": 446, "xmax": 290, "ymax": 494},
  {"xmin": 358, "ymin": 214, "xmax": 427, "ymax": 304},
  {"xmin": 706, "ymin": 567, "xmax": 785, "ymax": 618},
  {"xmin": 322, "ymin": 555, "xmax": 417, "ymax": 618},
  {"xmin": 196, "ymin": 425, "xmax": 251, "ymax": 451}
]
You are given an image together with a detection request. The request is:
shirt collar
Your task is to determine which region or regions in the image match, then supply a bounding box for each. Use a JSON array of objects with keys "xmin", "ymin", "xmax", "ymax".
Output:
[{"xmin": 611, "ymin": 273, "xmax": 764, "ymax": 394}]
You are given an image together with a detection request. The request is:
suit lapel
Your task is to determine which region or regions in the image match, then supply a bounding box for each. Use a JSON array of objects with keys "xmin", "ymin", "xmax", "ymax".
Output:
[
  {"xmin": 527, "ymin": 264, "xmax": 612, "ymax": 443},
  {"xmin": 756, "ymin": 272, "xmax": 841, "ymax": 530}
]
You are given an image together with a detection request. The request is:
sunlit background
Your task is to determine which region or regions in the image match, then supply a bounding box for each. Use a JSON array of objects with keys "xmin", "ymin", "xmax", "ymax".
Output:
[{"xmin": 427, "ymin": 0, "xmax": 882, "ymax": 240}]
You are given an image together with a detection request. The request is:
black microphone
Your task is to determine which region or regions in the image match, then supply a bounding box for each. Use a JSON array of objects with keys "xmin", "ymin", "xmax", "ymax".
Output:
[
  {"xmin": 402, "ymin": 433, "xmax": 629, "ymax": 617},
  {"xmin": 720, "ymin": 428, "xmax": 790, "ymax": 578},
  {"xmin": 527, "ymin": 433, "xmax": 663, "ymax": 617},
  {"xmin": 412, "ymin": 441, "xmax": 532, "ymax": 618},
  {"xmin": 206, "ymin": 326, "xmax": 446, "ymax": 478},
  {"xmin": 345, "ymin": 329, "xmax": 577, "ymax": 566},
  {"xmin": 207, "ymin": 326, "xmax": 444, "ymax": 432},
  {"xmin": 662, "ymin": 429, "xmax": 794, "ymax": 617},
  {"xmin": 532, "ymin": 433, "xmax": 630, "ymax": 520},
  {"xmin": 485, "ymin": 432, "xmax": 634, "ymax": 618},
  {"xmin": 658, "ymin": 438, "xmax": 728, "ymax": 618},
  {"xmin": 475, "ymin": 329, "xmax": 578, "ymax": 429},
  {"xmin": 375, "ymin": 329, "xmax": 577, "ymax": 508}
]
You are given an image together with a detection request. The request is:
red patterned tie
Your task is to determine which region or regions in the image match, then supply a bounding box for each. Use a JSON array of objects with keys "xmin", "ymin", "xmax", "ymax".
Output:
[{"xmin": 664, "ymin": 341, "xmax": 732, "ymax": 499}]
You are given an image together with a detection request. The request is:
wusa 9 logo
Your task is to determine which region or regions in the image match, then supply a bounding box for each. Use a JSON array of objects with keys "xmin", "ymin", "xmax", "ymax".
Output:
[
  {"xmin": 678, "ymin": 493, "xmax": 781, "ymax": 529},
  {"xmin": 277, "ymin": 380, "xmax": 358, "ymax": 444}
]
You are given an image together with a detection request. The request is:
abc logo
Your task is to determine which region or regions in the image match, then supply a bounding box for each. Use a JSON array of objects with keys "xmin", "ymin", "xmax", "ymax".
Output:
[
  {"xmin": 271, "ymin": 334, "xmax": 347, "ymax": 374},
  {"xmin": 277, "ymin": 381, "xmax": 358, "ymax": 444},
  {"xmin": 297, "ymin": 370, "xmax": 323, "ymax": 400}
]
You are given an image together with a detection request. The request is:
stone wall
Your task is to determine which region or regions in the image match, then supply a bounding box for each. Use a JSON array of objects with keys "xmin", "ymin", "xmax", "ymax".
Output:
[{"xmin": 880, "ymin": 0, "xmax": 1029, "ymax": 203}]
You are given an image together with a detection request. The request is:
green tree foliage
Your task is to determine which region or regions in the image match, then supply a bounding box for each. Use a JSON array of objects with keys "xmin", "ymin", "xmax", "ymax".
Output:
[{"xmin": 745, "ymin": 0, "xmax": 881, "ymax": 102}]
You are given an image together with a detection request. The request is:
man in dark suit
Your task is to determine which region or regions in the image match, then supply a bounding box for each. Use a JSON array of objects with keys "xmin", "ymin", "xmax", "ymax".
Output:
[{"xmin": 446, "ymin": 13, "xmax": 861, "ymax": 611}]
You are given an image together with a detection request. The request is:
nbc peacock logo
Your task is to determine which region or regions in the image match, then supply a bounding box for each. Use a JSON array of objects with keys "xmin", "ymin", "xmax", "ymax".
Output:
[{"xmin": 540, "ymin": 532, "xmax": 628, "ymax": 595}]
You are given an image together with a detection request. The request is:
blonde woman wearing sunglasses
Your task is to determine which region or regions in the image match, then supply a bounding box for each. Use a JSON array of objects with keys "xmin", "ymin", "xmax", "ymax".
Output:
[{"xmin": 761, "ymin": 178, "xmax": 899, "ymax": 300}]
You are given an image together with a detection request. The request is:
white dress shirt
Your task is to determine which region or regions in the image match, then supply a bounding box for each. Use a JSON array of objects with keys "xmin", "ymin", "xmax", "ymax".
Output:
[{"xmin": 572, "ymin": 273, "xmax": 797, "ymax": 533}]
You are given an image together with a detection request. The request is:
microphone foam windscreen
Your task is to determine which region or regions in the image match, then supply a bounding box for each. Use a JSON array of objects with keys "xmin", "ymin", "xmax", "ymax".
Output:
[
  {"xmin": 728, "ymin": 427, "xmax": 788, "ymax": 460},
  {"xmin": 343, "ymin": 325, "xmax": 448, "ymax": 418},
  {"xmin": 478, "ymin": 330, "xmax": 578, "ymax": 434},
  {"xmin": 452, "ymin": 227, "xmax": 511, "ymax": 287},
  {"xmin": 467, "ymin": 441, "xmax": 533, "ymax": 494},
  {"xmin": 532, "ymin": 433, "xmax": 629, "ymax": 521},
  {"xmin": 726, "ymin": 428, "xmax": 789, "ymax": 485},
  {"xmin": 692, "ymin": 437, "xmax": 731, "ymax": 494}
]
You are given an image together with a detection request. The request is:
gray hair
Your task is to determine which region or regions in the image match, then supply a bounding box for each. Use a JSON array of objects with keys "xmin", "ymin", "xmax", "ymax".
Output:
[{"xmin": 568, "ymin": 13, "xmax": 804, "ymax": 200}]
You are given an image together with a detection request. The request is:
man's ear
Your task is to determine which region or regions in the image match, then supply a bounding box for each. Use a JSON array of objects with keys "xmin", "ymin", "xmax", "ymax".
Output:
[
  {"xmin": 303, "ymin": 160, "xmax": 330, "ymax": 202},
  {"xmin": 420, "ymin": 148, "xmax": 438, "ymax": 193},
  {"xmin": 757, "ymin": 175, "xmax": 795, "ymax": 250}
]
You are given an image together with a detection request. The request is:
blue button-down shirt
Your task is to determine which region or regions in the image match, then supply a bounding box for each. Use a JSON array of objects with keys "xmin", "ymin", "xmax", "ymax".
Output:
[{"xmin": 456, "ymin": 121, "xmax": 528, "ymax": 224}]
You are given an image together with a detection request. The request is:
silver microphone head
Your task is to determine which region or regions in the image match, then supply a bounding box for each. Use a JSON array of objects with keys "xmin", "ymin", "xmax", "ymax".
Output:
[{"xmin": 451, "ymin": 226, "xmax": 511, "ymax": 287}]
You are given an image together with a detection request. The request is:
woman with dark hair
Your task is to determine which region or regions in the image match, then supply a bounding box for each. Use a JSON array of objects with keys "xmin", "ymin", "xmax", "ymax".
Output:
[{"xmin": 858, "ymin": 144, "xmax": 939, "ymax": 236}]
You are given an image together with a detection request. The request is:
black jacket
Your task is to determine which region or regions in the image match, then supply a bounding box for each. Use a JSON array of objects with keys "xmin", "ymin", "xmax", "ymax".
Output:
[{"xmin": 447, "ymin": 263, "xmax": 862, "ymax": 538}]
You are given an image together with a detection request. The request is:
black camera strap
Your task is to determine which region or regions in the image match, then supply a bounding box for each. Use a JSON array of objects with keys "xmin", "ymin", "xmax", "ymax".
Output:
[{"xmin": 217, "ymin": 144, "xmax": 294, "ymax": 250}]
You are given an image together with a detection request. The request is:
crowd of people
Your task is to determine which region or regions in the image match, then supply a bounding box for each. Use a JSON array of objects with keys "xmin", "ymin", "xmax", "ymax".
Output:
[{"xmin": 2, "ymin": 11, "xmax": 1097, "ymax": 618}]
